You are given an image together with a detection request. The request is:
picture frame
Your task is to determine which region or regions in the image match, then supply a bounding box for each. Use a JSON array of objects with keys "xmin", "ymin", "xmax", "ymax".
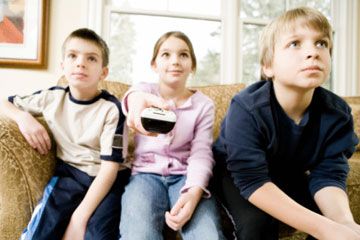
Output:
[{"xmin": 0, "ymin": 0, "xmax": 49, "ymax": 68}]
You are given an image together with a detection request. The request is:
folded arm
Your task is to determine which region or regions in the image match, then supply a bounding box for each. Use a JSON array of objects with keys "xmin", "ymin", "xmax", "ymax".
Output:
[{"xmin": 62, "ymin": 160, "xmax": 119, "ymax": 240}]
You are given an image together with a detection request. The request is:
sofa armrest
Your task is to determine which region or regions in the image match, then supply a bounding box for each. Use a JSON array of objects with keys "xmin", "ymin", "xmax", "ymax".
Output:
[{"xmin": 0, "ymin": 116, "xmax": 56, "ymax": 240}]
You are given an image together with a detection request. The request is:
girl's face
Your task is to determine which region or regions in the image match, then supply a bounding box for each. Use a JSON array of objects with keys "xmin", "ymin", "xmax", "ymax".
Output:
[{"xmin": 152, "ymin": 36, "xmax": 193, "ymax": 88}]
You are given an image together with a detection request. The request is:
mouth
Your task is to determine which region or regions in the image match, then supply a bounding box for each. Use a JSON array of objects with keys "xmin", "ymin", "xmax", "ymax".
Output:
[
  {"xmin": 167, "ymin": 70, "xmax": 183, "ymax": 76},
  {"xmin": 71, "ymin": 72, "xmax": 88, "ymax": 78},
  {"xmin": 301, "ymin": 66, "xmax": 322, "ymax": 72}
]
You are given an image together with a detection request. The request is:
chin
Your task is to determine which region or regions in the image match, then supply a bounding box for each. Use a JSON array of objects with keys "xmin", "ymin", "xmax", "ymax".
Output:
[
  {"xmin": 165, "ymin": 79, "xmax": 185, "ymax": 86},
  {"xmin": 299, "ymin": 77, "xmax": 326, "ymax": 88}
]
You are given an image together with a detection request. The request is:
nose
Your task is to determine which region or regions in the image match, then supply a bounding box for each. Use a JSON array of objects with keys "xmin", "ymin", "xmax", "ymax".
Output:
[
  {"xmin": 170, "ymin": 55, "xmax": 179, "ymax": 65},
  {"xmin": 305, "ymin": 45, "xmax": 319, "ymax": 59},
  {"xmin": 76, "ymin": 56, "xmax": 86, "ymax": 68}
]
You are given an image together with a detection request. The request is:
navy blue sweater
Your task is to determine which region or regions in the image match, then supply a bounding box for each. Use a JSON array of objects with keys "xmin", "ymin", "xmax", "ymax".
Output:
[{"xmin": 213, "ymin": 81, "xmax": 359, "ymax": 199}]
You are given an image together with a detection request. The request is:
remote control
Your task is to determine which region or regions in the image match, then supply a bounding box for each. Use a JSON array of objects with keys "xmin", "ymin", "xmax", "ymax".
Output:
[{"xmin": 140, "ymin": 107, "xmax": 177, "ymax": 134}]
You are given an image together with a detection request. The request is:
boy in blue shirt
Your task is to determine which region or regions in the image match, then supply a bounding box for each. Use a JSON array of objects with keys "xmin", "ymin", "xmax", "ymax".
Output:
[
  {"xmin": 213, "ymin": 7, "xmax": 360, "ymax": 239},
  {"xmin": 0, "ymin": 28, "xmax": 130, "ymax": 240}
]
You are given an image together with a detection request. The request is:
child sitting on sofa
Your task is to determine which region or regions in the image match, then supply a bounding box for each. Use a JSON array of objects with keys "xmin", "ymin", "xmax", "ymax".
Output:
[
  {"xmin": 212, "ymin": 7, "xmax": 360, "ymax": 239},
  {"xmin": 119, "ymin": 31, "xmax": 225, "ymax": 239},
  {"xmin": 0, "ymin": 28, "xmax": 130, "ymax": 240}
]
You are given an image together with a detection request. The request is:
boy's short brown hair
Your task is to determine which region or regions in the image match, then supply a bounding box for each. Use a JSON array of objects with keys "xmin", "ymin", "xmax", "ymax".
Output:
[
  {"xmin": 259, "ymin": 7, "xmax": 333, "ymax": 80},
  {"xmin": 62, "ymin": 28, "xmax": 110, "ymax": 67}
]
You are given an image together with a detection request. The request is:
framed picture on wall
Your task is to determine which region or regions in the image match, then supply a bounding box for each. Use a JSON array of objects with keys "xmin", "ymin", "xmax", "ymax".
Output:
[{"xmin": 0, "ymin": 0, "xmax": 49, "ymax": 68}]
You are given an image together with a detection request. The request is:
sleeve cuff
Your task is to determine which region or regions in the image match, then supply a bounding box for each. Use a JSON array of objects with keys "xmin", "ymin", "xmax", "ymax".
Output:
[
  {"xmin": 121, "ymin": 89, "xmax": 139, "ymax": 116},
  {"xmin": 180, "ymin": 184, "xmax": 211, "ymax": 198}
]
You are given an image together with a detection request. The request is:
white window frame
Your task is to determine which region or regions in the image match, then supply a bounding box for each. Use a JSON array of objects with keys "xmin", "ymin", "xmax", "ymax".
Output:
[{"xmin": 88, "ymin": 0, "xmax": 359, "ymax": 96}]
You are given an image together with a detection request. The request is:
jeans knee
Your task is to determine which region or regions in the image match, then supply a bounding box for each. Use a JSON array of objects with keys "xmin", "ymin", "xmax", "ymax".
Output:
[{"xmin": 120, "ymin": 226, "xmax": 162, "ymax": 240}]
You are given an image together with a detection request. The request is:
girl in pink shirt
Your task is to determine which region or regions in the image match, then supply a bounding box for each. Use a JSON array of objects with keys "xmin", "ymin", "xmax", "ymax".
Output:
[{"xmin": 119, "ymin": 31, "xmax": 225, "ymax": 240}]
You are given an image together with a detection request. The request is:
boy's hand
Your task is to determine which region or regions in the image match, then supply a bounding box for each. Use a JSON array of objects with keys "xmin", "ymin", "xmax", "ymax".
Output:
[
  {"xmin": 126, "ymin": 91, "xmax": 168, "ymax": 136},
  {"xmin": 16, "ymin": 111, "xmax": 51, "ymax": 155},
  {"xmin": 319, "ymin": 221, "xmax": 360, "ymax": 240},
  {"xmin": 62, "ymin": 212, "xmax": 87, "ymax": 240},
  {"xmin": 342, "ymin": 221, "xmax": 360, "ymax": 236},
  {"xmin": 165, "ymin": 186, "xmax": 203, "ymax": 231}
]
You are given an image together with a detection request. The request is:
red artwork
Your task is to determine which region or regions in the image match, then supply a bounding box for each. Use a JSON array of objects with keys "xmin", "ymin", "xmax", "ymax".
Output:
[
  {"xmin": 0, "ymin": 16, "xmax": 23, "ymax": 43},
  {"xmin": 0, "ymin": 0, "xmax": 25, "ymax": 44}
]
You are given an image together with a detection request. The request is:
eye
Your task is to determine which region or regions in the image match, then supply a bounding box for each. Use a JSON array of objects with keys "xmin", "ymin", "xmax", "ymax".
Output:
[
  {"xmin": 88, "ymin": 56, "xmax": 97, "ymax": 62},
  {"xmin": 161, "ymin": 52, "xmax": 169, "ymax": 57},
  {"xmin": 67, "ymin": 53, "xmax": 76, "ymax": 59},
  {"xmin": 180, "ymin": 52, "xmax": 189, "ymax": 58},
  {"xmin": 288, "ymin": 40, "xmax": 300, "ymax": 48},
  {"xmin": 316, "ymin": 40, "xmax": 329, "ymax": 49}
]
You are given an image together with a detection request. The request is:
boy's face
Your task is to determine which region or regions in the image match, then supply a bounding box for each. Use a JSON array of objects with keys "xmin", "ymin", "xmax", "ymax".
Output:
[
  {"xmin": 263, "ymin": 21, "xmax": 331, "ymax": 91},
  {"xmin": 61, "ymin": 38, "xmax": 108, "ymax": 95}
]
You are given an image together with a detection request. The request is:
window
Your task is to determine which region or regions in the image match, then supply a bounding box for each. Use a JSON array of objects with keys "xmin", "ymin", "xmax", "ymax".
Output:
[
  {"xmin": 89, "ymin": 0, "xmax": 359, "ymax": 95},
  {"xmin": 94, "ymin": 0, "xmax": 221, "ymax": 86}
]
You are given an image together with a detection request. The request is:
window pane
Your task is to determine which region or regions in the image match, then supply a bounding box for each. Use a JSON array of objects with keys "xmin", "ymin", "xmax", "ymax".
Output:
[
  {"xmin": 240, "ymin": 0, "xmax": 285, "ymax": 19},
  {"xmin": 242, "ymin": 24, "xmax": 263, "ymax": 85},
  {"xmin": 289, "ymin": 0, "xmax": 331, "ymax": 19},
  {"xmin": 108, "ymin": 13, "xmax": 221, "ymax": 86},
  {"xmin": 169, "ymin": 0, "xmax": 220, "ymax": 16},
  {"xmin": 106, "ymin": 0, "xmax": 220, "ymax": 16},
  {"xmin": 106, "ymin": 0, "xmax": 167, "ymax": 10}
]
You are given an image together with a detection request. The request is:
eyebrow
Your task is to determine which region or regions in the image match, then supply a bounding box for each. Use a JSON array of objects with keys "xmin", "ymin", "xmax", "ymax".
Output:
[
  {"xmin": 285, "ymin": 31, "xmax": 329, "ymax": 40},
  {"xmin": 66, "ymin": 49, "xmax": 101, "ymax": 57},
  {"xmin": 160, "ymin": 48, "xmax": 190, "ymax": 52}
]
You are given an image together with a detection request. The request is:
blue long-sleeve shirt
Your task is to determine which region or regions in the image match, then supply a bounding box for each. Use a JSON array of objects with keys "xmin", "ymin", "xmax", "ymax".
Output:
[{"xmin": 213, "ymin": 80, "xmax": 359, "ymax": 199}]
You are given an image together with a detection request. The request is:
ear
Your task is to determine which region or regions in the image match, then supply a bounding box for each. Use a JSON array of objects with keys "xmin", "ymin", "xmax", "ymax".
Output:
[
  {"xmin": 151, "ymin": 62, "xmax": 158, "ymax": 73},
  {"xmin": 262, "ymin": 64, "xmax": 274, "ymax": 79},
  {"xmin": 100, "ymin": 67, "xmax": 109, "ymax": 81}
]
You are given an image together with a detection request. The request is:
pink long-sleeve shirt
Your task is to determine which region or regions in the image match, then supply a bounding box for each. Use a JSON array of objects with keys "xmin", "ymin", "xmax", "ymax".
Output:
[{"xmin": 122, "ymin": 83, "xmax": 215, "ymax": 196}]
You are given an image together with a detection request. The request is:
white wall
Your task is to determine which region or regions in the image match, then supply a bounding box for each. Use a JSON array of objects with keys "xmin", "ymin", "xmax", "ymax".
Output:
[{"xmin": 0, "ymin": 0, "xmax": 90, "ymax": 97}]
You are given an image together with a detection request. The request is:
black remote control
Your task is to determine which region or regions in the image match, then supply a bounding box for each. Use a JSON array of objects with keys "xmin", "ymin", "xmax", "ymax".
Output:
[{"xmin": 140, "ymin": 107, "xmax": 177, "ymax": 134}]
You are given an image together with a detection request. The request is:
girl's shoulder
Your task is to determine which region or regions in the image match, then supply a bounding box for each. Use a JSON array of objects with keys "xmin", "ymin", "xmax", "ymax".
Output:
[
  {"xmin": 132, "ymin": 82, "xmax": 158, "ymax": 94},
  {"xmin": 189, "ymin": 89, "xmax": 214, "ymax": 107}
]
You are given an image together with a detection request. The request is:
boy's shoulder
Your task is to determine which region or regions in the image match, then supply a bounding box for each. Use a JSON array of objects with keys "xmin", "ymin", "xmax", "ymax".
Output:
[
  {"xmin": 233, "ymin": 80, "xmax": 272, "ymax": 111},
  {"xmin": 97, "ymin": 89, "xmax": 125, "ymax": 117},
  {"xmin": 314, "ymin": 87, "xmax": 351, "ymax": 115},
  {"xmin": 99, "ymin": 89, "xmax": 120, "ymax": 102},
  {"xmin": 33, "ymin": 85, "xmax": 68, "ymax": 96}
]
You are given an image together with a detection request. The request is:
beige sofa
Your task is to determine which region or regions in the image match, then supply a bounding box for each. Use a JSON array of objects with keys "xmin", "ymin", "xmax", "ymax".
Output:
[{"xmin": 0, "ymin": 78, "xmax": 359, "ymax": 240}]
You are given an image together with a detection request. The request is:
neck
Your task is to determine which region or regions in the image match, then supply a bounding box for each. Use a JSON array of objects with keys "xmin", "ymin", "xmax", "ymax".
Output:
[
  {"xmin": 69, "ymin": 86, "xmax": 100, "ymax": 101},
  {"xmin": 273, "ymin": 81, "xmax": 314, "ymax": 124},
  {"xmin": 158, "ymin": 82, "xmax": 190, "ymax": 106}
]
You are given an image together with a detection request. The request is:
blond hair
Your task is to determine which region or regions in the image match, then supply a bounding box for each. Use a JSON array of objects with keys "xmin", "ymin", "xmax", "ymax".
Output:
[{"xmin": 259, "ymin": 7, "xmax": 332, "ymax": 80}]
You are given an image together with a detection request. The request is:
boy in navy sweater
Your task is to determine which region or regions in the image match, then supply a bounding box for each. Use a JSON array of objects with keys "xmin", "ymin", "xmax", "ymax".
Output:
[{"xmin": 213, "ymin": 7, "xmax": 360, "ymax": 239}]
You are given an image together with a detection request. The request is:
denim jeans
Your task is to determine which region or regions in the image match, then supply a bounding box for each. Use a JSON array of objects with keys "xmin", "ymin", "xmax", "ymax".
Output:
[{"xmin": 120, "ymin": 173, "xmax": 225, "ymax": 240}]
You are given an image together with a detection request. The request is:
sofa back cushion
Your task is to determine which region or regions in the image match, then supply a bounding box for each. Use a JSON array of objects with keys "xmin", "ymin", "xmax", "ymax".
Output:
[
  {"xmin": 343, "ymin": 96, "xmax": 360, "ymax": 151},
  {"xmin": 190, "ymin": 84, "xmax": 245, "ymax": 138}
]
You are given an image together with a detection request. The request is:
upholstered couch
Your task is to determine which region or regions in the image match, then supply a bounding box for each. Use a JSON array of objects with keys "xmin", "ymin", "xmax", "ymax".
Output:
[{"xmin": 0, "ymin": 79, "xmax": 359, "ymax": 240}]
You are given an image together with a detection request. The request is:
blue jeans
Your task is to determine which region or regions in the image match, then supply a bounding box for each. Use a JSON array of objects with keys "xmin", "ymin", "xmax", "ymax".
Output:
[{"xmin": 120, "ymin": 173, "xmax": 225, "ymax": 240}]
